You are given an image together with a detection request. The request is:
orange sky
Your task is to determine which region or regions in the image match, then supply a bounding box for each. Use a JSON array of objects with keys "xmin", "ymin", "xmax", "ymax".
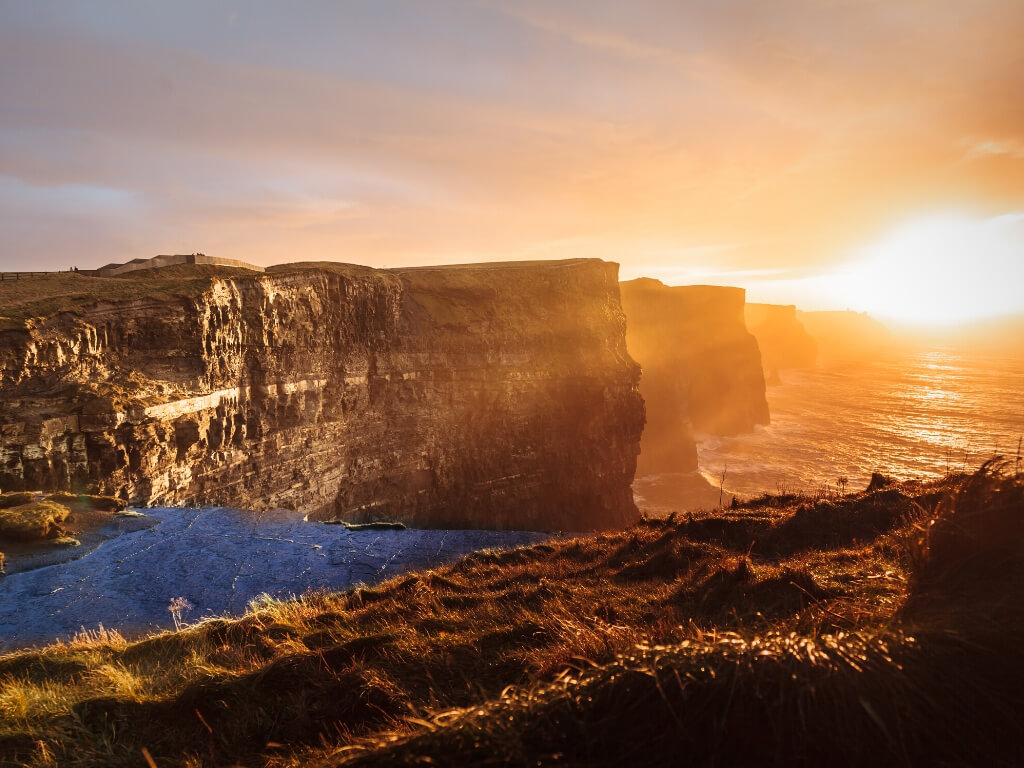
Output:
[{"xmin": 1, "ymin": 2, "xmax": 1022, "ymax": 321}]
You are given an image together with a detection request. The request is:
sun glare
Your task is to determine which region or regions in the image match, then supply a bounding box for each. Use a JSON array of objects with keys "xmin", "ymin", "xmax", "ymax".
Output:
[{"xmin": 826, "ymin": 213, "xmax": 1024, "ymax": 327}]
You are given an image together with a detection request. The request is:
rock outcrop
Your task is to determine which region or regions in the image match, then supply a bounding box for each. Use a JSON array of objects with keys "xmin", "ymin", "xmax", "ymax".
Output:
[
  {"xmin": 620, "ymin": 279, "xmax": 769, "ymax": 475},
  {"xmin": 744, "ymin": 303, "xmax": 818, "ymax": 377},
  {"xmin": 0, "ymin": 260, "xmax": 644, "ymax": 530}
]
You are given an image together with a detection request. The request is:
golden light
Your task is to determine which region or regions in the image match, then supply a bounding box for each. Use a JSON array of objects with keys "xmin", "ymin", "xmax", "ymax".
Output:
[{"xmin": 823, "ymin": 213, "xmax": 1024, "ymax": 327}]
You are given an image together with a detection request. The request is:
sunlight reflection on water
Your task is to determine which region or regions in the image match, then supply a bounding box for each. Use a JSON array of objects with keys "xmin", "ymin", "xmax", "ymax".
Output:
[{"xmin": 688, "ymin": 349, "xmax": 1024, "ymax": 501}]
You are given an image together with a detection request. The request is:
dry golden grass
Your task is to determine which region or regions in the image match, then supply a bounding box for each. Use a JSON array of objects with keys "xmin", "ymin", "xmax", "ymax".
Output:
[
  {"xmin": 0, "ymin": 468, "xmax": 1020, "ymax": 767},
  {"xmin": 0, "ymin": 493, "xmax": 35, "ymax": 510},
  {"xmin": 0, "ymin": 262, "xmax": 394, "ymax": 332}
]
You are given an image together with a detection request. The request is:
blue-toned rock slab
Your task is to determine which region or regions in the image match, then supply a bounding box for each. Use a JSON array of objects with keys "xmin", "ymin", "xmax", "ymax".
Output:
[{"xmin": 0, "ymin": 507, "xmax": 554, "ymax": 651}]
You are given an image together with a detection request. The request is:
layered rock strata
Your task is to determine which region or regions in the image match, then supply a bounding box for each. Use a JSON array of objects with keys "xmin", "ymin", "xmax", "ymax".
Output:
[
  {"xmin": 0, "ymin": 260, "xmax": 644, "ymax": 530},
  {"xmin": 621, "ymin": 279, "xmax": 769, "ymax": 475}
]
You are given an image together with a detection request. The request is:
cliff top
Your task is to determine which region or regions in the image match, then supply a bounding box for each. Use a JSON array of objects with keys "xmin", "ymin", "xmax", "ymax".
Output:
[
  {"xmin": 0, "ymin": 264, "xmax": 260, "ymax": 332},
  {"xmin": 265, "ymin": 261, "xmax": 384, "ymax": 279},
  {"xmin": 0, "ymin": 259, "xmax": 614, "ymax": 332},
  {"xmin": 391, "ymin": 257, "xmax": 600, "ymax": 273},
  {"xmin": 621, "ymin": 277, "xmax": 747, "ymax": 300},
  {"xmin": 620, "ymin": 277, "xmax": 749, "ymax": 329},
  {"xmin": 746, "ymin": 302, "xmax": 799, "ymax": 313}
]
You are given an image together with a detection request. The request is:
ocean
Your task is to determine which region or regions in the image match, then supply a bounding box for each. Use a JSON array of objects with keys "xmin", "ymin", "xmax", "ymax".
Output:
[{"xmin": 634, "ymin": 348, "xmax": 1024, "ymax": 513}]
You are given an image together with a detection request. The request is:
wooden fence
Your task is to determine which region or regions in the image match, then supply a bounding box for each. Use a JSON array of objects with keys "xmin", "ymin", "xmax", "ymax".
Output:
[{"xmin": 0, "ymin": 271, "xmax": 59, "ymax": 281}]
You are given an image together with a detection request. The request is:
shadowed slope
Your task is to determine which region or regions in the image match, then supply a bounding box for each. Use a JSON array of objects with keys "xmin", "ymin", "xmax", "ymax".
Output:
[{"xmin": 0, "ymin": 468, "xmax": 1019, "ymax": 766}]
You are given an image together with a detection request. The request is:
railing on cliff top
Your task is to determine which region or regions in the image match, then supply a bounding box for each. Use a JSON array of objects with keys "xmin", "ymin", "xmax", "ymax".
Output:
[{"xmin": 0, "ymin": 271, "xmax": 56, "ymax": 281}]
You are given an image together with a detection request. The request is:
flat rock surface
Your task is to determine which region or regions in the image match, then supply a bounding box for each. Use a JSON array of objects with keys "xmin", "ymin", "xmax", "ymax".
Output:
[{"xmin": 0, "ymin": 507, "xmax": 552, "ymax": 652}]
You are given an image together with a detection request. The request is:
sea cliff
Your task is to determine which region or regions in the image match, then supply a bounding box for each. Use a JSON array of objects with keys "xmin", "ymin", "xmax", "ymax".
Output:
[
  {"xmin": 798, "ymin": 309, "xmax": 894, "ymax": 363},
  {"xmin": 621, "ymin": 278, "xmax": 768, "ymax": 475},
  {"xmin": 0, "ymin": 259, "xmax": 644, "ymax": 530},
  {"xmin": 745, "ymin": 303, "xmax": 818, "ymax": 375}
]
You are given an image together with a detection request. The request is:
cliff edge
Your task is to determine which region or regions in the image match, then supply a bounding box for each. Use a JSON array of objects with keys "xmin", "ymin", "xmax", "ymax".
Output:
[{"xmin": 0, "ymin": 259, "xmax": 644, "ymax": 530}]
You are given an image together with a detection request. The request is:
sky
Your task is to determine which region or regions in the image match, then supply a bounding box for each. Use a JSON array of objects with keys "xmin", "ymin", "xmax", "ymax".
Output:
[{"xmin": 1, "ymin": 1, "xmax": 1023, "ymax": 323}]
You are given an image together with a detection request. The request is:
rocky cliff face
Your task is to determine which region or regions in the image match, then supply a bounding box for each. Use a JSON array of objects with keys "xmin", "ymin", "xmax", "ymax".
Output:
[
  {"xmin": 620, "ymin": 279, "xmax": 768, "ymax": 475},
  {"xmin": 0, "ymin": 260, "xmax": 644, "ymax": 530},
  {"xmin": 744, "ymin": 303, "xmax": 818, "ymax": 375}
]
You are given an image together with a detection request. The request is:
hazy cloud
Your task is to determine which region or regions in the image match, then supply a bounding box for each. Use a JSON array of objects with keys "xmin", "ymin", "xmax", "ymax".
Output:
[{"xmin": 1, "ymin": 0, "xmax": 1022, "ymax": 287}]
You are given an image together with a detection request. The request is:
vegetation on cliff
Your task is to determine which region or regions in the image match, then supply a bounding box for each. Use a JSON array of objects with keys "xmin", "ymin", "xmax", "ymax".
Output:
[
  {"xmin": 0, "ymin": 266, "xmax": 263, "ymax": 333},
  {"xmin": 0, "ymin": 500, "xmax": 70, "ymax": 541},
  {"xmin": 0, "ymin": 492, "xmax": 124, "ymax": 542},
  {"xmin": 0, "ymin": 465, "xmax": 1019, "ymax": 766}
]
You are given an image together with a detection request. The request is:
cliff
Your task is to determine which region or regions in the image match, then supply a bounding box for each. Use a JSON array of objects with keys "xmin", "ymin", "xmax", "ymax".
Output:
[
  {"xmin": 745, "ymin": 303, "xmax": 818, "ymax": 375},
  {"xmin": 797, "ymin": 310, "xmax": 894, "ymax": 364},
  {"xmin": 0, "ymin": 259, "xmax": 644, "ymax": 530},
  {"xmin": 620, "ymin": 279, "xmax": 769, "ymax": 475}
]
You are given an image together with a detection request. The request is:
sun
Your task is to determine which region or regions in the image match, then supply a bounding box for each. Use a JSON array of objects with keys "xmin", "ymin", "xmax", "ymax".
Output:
[{"xmin": 827, "ymin": 212, "xmax": 1024, "ymax": 328}]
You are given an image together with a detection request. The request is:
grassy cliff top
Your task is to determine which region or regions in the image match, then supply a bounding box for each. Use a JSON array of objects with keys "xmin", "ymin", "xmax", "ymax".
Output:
[
  {"xmin": 265, "ymin": 261, "xmax": 385, "ymax": 278},
  {"xmin": 0, "ymin": 260, "xmax": 603, "ymax": 332},
  {"xmin": 0, "ymin": 466, "xmax": 1020, "ymax": 767},
  {"xmin": 0, "ymin": 266, "xmax": 262, "ymax": 332}
]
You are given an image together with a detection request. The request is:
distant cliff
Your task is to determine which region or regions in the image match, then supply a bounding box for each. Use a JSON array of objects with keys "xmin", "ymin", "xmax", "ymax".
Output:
[
  {"xmin": 620, "ymin": 279, "xmax": 768, "ymax": 475},
  {"xmin": 745, "ymin": 303, "xmax": 818, "ymax": 375},
  {"xmin": 797, "ymin": 310, "xmax": 893, "ymax": 363},
  {"xmin": 0, "ymin": 260, "xmax": 644, "ymax": 531}
]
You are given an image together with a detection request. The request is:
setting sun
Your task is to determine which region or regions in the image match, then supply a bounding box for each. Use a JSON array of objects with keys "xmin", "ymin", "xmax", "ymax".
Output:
[{"xmin": 829, "ymin": 213, "xmax": 1024, "ymax": 327}]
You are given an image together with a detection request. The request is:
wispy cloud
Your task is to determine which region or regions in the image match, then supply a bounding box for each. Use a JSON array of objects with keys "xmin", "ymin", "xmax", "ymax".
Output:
[{"xmin": 1, "ymin": 0, "xmax": 1023, "ymax": 284}]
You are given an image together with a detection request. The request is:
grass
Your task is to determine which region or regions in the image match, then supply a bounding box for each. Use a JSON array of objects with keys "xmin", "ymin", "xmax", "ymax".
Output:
[
  {"xmin": 0, "ymin": 261, "xmax": 400, "ymax": 333},
  {"xmin": 0, "ymin": 466, "xmax": 1020, "ymax": 766},
  {"xmin": 0, "ymin": 265, "xmax": 262, "ymax": 332},
  {"xmin": 0, "ymin": 260, "xmax": 578, "ymax": 334}
]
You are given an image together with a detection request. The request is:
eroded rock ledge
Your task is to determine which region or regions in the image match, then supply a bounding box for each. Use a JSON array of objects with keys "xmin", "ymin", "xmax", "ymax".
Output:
[{"xmin": 0, "ymin": 259, "xmax": 644, "ymax": 530}]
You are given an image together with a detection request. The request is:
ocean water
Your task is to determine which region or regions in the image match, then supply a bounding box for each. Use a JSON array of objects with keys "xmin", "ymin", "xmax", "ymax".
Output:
[{"xmin": 635, "ymin": 348, "xmax": 1024, "ymax": 513}]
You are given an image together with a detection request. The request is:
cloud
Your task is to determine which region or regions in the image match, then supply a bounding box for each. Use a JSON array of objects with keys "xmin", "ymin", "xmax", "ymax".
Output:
[
  {"xmin": 965, "ymin": 140, "xmax": 1024, "ymax": 160},
  {"xmin": 1, "ymin": 1, "xmax": 1023, "ymax": 283}
]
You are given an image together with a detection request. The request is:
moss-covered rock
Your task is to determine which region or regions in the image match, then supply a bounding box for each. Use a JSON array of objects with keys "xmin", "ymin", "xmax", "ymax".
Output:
[
  {"xmin": 0, "ymin": 501, "xmax": 71, "ymax": 541},
  {"xmin": 45, "ymin": 492, "xmax": 126, "ymax": 511}
]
